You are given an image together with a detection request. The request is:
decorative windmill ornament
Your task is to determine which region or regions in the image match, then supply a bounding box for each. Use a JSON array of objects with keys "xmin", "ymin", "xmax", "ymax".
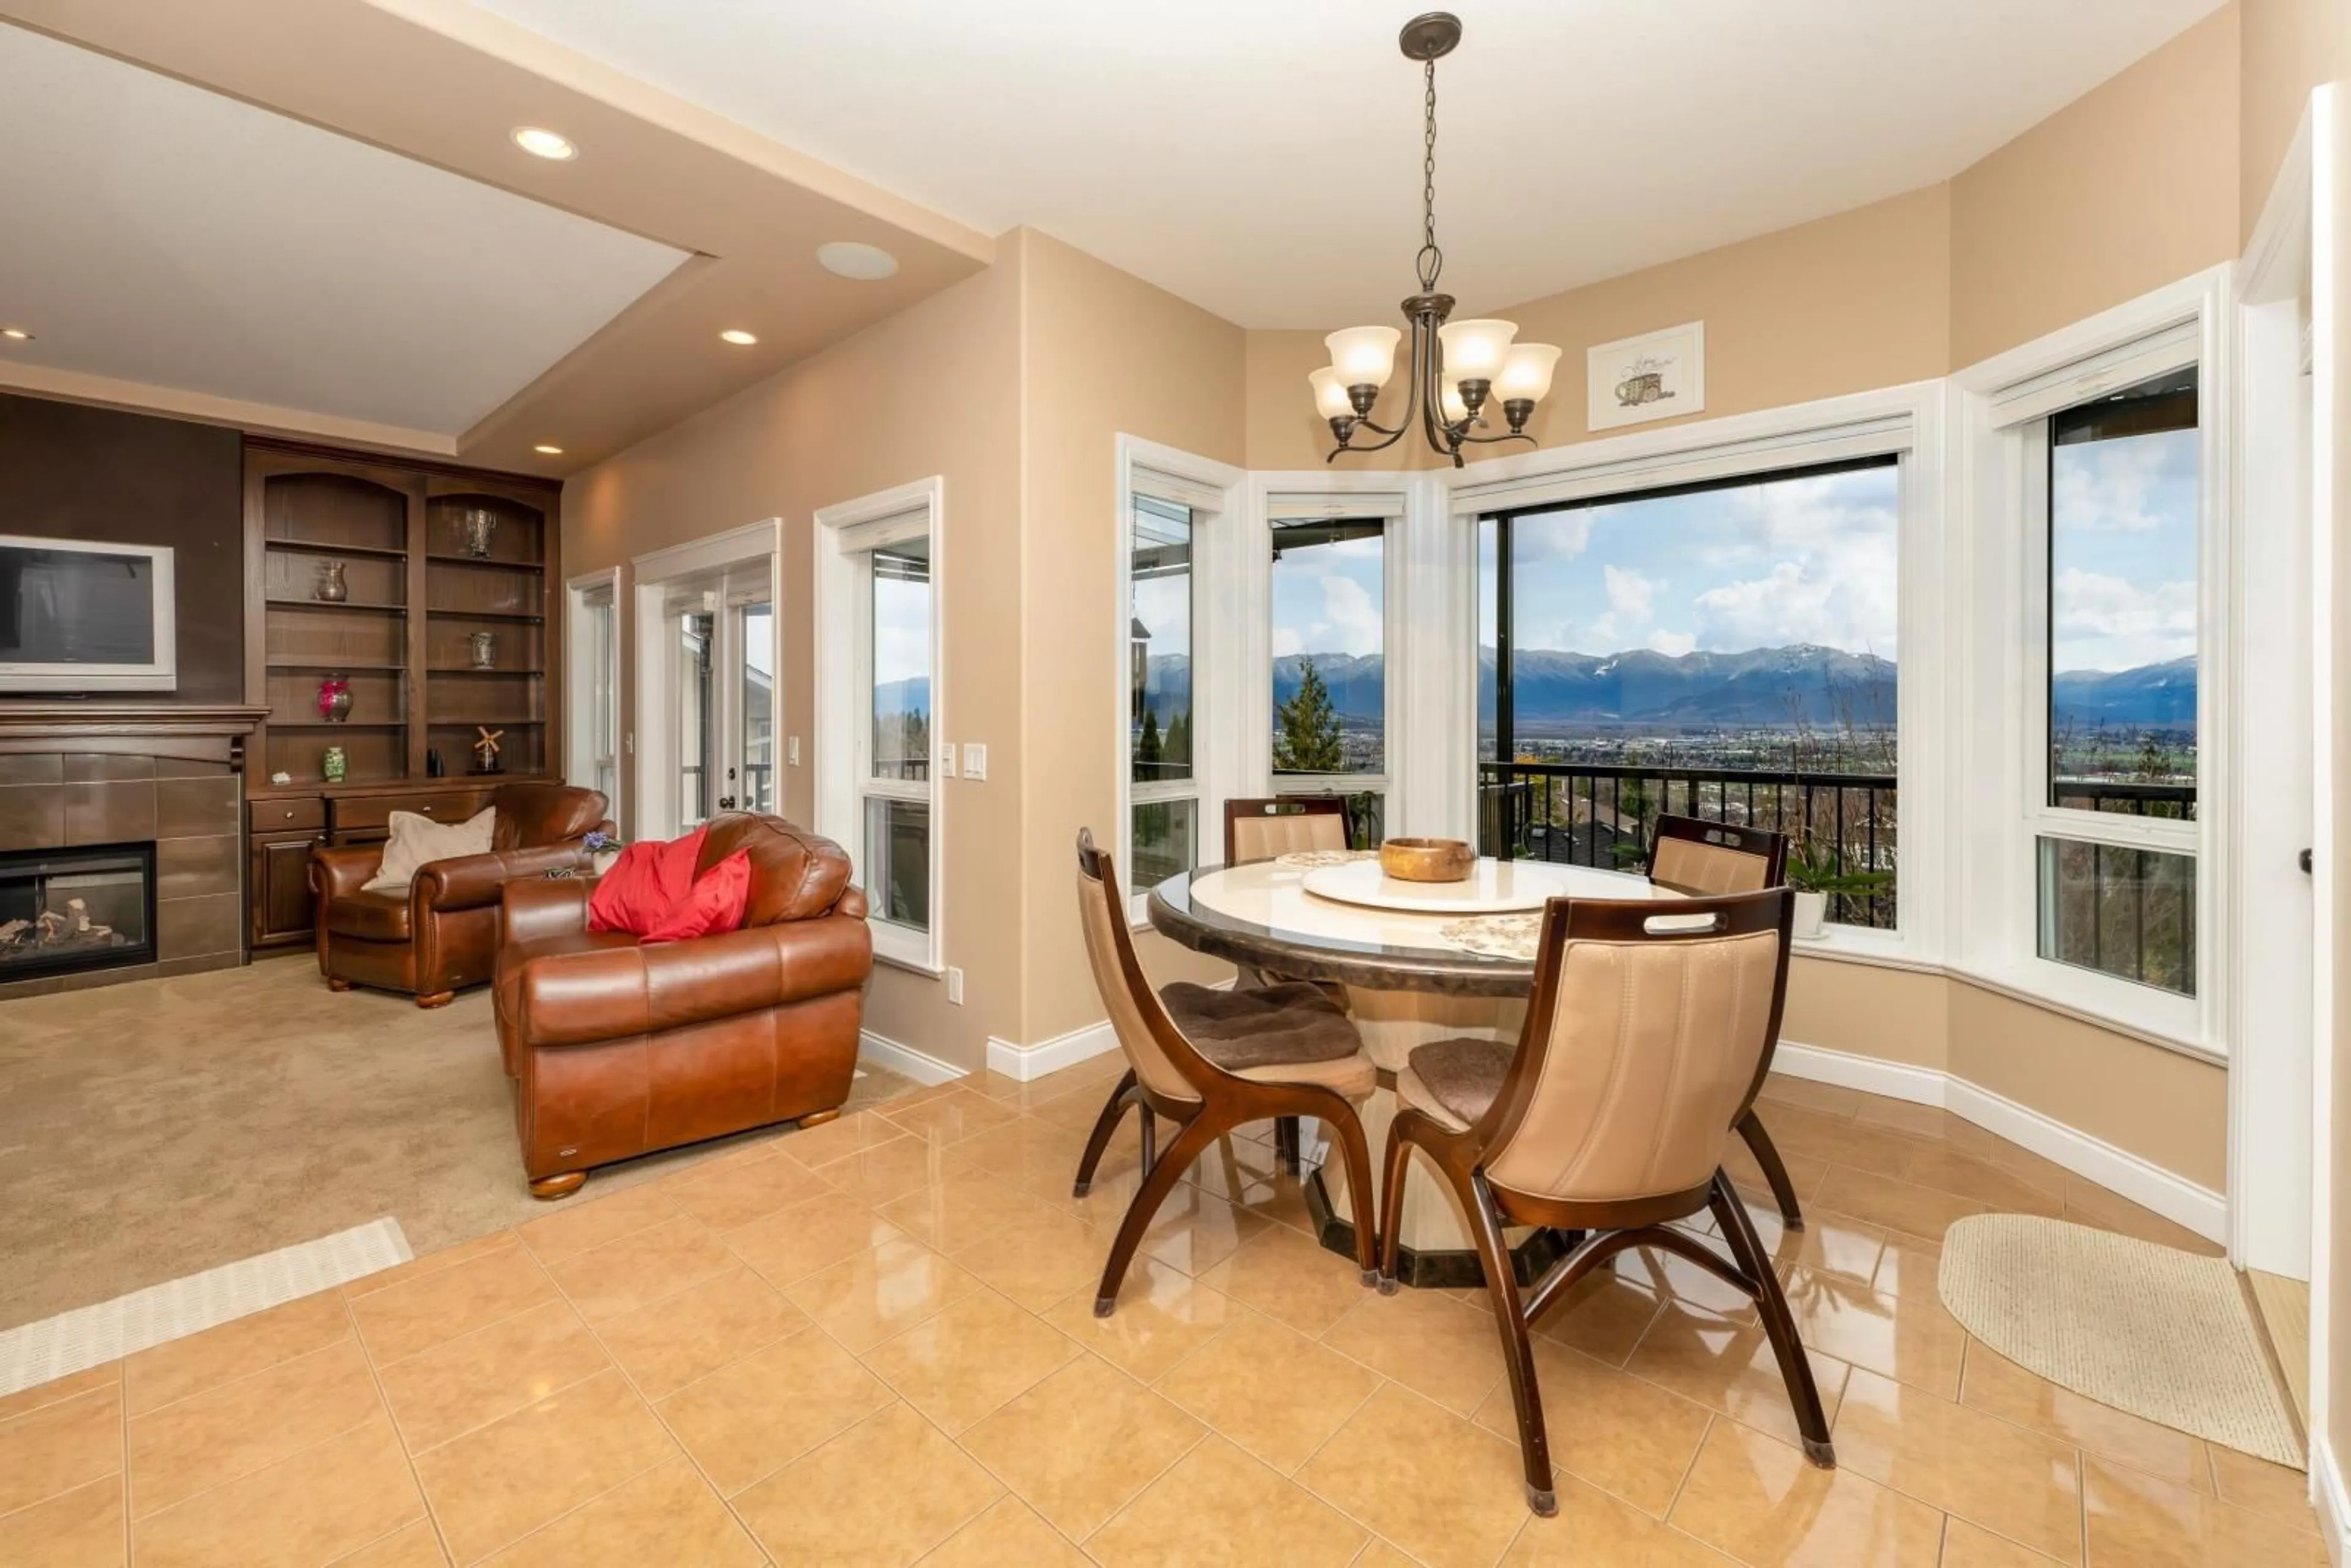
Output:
[{"xmin": 471, "ymin": 726, "xmax": 504, "ymax": 775}]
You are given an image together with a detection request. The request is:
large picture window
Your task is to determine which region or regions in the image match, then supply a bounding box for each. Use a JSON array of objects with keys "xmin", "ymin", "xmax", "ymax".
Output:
[
  {"xmin": 1270, "ymin": 508, "xmax": 1389, "ymax": 844},
  {"xmin": 1477, "ymin": 457, "xmax": 1901, "ymax": 928}
]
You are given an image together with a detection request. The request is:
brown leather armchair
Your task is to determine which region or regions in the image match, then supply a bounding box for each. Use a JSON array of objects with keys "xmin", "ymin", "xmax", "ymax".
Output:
[
  {"xmin": 312, "ymin": 782, "xmax": 611, "ymax": 1007},
  {"xmin": 492, "ymin": 812, "xmax": 872, "ymax": 1199}
]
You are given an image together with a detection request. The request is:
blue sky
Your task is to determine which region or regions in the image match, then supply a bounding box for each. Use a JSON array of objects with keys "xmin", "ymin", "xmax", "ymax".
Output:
[
  {"xmin": 2049, "ymin": 426, "xmax": 2198, "ymax": 673},
  {"xmin": 1272, "ymin": 528, "xmax": 1384, "ymax": 659},
  {"xmin": 1475, "ymin": 465, "xmax": 1902, "ymax": 662}
]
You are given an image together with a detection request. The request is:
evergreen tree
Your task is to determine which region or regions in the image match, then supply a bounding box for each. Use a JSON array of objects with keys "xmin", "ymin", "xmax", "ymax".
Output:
[
  {"xmin": 1164, "ymin": 708, "xmax": 1191, "ymax": 768},
  {"xmin": 1136, "ymin": 707, "xmax": 1162, "ymax": 776},
  {"xmin": 1273, "ymin": 658, "xmax": 1346, "ymax": 772}
]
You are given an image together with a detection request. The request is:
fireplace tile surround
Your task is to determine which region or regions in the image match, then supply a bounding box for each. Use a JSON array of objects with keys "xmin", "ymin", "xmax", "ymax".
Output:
[{"xmin": 0, "ymin": 705, "xmax": 265, "ymax": 1000}]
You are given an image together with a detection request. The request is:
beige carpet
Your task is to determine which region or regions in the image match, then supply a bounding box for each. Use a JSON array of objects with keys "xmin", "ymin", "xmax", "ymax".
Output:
[
  {"xmin": 0, "ymin": 953, "xmax": 917, "ymax": 1331},
  {"xmin": 1938, "ymin": 1213, "xmax": 2303, "ymax": 1466}
]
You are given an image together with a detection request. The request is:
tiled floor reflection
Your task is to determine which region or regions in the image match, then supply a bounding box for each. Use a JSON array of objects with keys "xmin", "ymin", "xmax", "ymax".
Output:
[{"xmin": 0, "ymin": 1059, "xmax": 2320, "ymax": 1566}]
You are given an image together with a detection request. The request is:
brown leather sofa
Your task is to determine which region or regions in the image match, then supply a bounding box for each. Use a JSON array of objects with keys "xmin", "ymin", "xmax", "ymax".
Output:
[
  {"xmin": 312, "ymin": 782, "xmax": 611, "ymax": 1007},
  {"xmin": 493, "ymin": 812, "xmax": 872, "ymax": 1199}
]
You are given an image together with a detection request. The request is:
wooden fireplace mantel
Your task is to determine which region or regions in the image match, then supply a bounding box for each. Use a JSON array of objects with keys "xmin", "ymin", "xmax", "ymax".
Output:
[{"xmin": 0, "ymin": 702, "xmax": 271, "ymax": 763}]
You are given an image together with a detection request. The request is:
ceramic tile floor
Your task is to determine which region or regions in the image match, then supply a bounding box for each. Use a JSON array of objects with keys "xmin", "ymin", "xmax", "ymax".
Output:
[{"xmin": 0, "ymin": 1057, "xmax": 2324, "ymax": 1567}]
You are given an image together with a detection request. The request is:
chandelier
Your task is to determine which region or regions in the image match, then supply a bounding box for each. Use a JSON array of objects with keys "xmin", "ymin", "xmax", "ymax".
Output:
[{"xmin": 1313, "ymin": 12, "xmax": 1560, "ymax": 467}]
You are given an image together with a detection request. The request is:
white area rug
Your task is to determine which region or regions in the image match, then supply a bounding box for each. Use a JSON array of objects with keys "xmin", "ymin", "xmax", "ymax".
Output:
[
  {"xmin": 1938, "ymin": 1213, "xmax": 2302, "ymax": 1466},
  {"xmin": 0, "ymin": 1217, "xmax": 410, "ymax": 1397}
]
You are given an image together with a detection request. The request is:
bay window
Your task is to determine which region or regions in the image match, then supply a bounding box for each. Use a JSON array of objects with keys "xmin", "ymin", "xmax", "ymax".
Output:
[{"xmin": 1267, "ymin": 495, "xmax": 1397, "ymax": 845}]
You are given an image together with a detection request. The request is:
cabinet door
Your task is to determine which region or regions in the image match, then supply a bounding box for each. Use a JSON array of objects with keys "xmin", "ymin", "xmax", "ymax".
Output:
[{"xmin": 250, "ymin": 832, "xmax": 324, "ymax": 947}]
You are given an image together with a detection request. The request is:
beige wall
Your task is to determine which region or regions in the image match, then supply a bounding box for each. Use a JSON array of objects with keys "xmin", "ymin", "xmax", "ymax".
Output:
[
  {"xmin": 1245, "ymin": 185, "xmax": 1954, "ymax": 473},
  {"xmin": 1013, "ymin": 230, "xmax": 1247, "ymax": 1044},
  {"xmin": 563, "ymin": 249, "xmax": 1027, "ymax": 1071},
  {"xmin": 1782, "ymin": 959, "xmax": 1949, "ymax": 1073},
  {"xmin": 2240, "ymin": 0, "xmax": 2349, "ymax": 239},
  {"xmin": 1949, "ymin": 5, "xmax": 2241, "ymax": 366}
]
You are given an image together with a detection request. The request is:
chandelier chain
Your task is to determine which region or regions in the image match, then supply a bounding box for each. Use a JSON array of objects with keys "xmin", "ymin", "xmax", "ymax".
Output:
[{"xmin": 1417, "ymin": 56, "xmax": 1441, "ymax": 291}]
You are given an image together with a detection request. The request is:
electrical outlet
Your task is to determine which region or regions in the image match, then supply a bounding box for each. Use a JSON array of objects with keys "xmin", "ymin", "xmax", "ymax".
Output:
[
  {"xmin": 787, "ymin": 736, "xmax": 800, "ymax": 766},
  {"xmin": 962, "ymin": 742, "xmax": 987, "ymax": 781},
  {"xmin": 940, "ymin": 742, "xmax": 958, "ymax": 777},
  {"xmin": 946, "ymin": 966, "xmax": 964, "ymax": 1005}
]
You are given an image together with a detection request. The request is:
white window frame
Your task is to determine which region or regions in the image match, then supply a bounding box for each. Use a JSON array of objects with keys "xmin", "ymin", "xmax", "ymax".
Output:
[
  {"xmin": 629, "ymin": 520, "xmax": 784, "ymax": 840},
  {"xmin": 1116, "ymin": 437, "xmax": 1245, "ymax": 923},
  {"xmin": 1445, "ymin": 381, "xmax": 1948, "ymax": 967},
  {"xmin": 815, "ymin": 477, "xmax": 945, "ymax": 974},
  {"xmin": 564, "ymin": 566, "xmax": 623, "ymax": 827},
  {"xmin": 1246, "ymin": 475, "xmax": 1411, "ymax": 834},
  {"xmin": 1951, "ymin": 265, "xmax": 2233, "ymax": 1053}
]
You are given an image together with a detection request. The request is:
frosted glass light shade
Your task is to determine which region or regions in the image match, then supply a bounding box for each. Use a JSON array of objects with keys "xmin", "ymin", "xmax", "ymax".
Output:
[
  {"xmin": 1325, "ymin": 325, "xmax": 1402, "ymax": 389},
  {"xmin": 1439, "ymin": 382, "xmax": 1471, "ymax": 424},
  {"xmin": 1308, "ymin": 367, "xmax": 1354, "ymax": 419},
  {"xmin": 1438, "ymin": 318, "xmax": 1517, "ymax": 379},
  {"xmin": 1498, "ymin": 342, "xmax": 1562, "ymax": 402}
]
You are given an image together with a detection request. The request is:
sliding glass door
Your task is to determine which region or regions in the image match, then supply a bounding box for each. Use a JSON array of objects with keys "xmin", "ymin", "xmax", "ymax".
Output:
[{"xmin": 659, "ymin": 568, "xmax": 774, "ymax": 833}]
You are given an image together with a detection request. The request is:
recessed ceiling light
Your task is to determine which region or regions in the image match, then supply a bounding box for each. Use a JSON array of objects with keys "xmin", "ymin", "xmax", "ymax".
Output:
[
  {"xmin": 511, "ymin": 126, "xmax": 577, "ymax": 161},
  {"xmin": 533, "ymin": 443, "xmax": 563, "ymax": 455},
  {"xmin": 816, "ymin": 241, "xmax": 899, "ymax": 281},
  {"xmin": 719, "ymin": 329, "xmax": 759, "ymax": 346},
  {"xmin": 0, "ymin": 327, "xmax": 31, "ymax": 341}
]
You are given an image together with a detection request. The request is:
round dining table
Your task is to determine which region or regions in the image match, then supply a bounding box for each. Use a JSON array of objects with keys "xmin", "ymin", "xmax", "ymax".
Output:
[{"xmin": 1148, "ymin": 853, "xmax": 1669, "ymax": 1285}]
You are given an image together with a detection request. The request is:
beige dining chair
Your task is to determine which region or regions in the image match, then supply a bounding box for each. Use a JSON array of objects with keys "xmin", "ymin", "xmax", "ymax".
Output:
[
  {"xmin": 1071, "ymin": 828, "xmax": 1383, "ymax": 1312},
  {"xmin": 1646, "ymin": 816, "xmax": 1807, "ymax": 1231},
  {"xmin": 1374, "ymin": 888, "xmax": 1829, "ymax": 1515}
]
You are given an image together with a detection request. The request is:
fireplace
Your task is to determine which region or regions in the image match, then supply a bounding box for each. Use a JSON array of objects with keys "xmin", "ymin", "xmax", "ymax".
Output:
[{"xmin": 0, "ymin": 841, "xmax": 156, "ymax": 981}]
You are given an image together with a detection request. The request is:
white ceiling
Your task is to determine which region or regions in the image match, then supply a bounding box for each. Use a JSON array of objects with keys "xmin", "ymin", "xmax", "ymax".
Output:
[
  {"xmin": 470, "ymin": 0, "xmax": 2226, "ymax": 328},
  {"xmin": 0, "ymin": 21, "xmax": 688, "ymax": 437}
]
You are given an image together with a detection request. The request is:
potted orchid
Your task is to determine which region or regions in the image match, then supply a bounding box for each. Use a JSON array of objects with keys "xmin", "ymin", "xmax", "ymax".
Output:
[{"xmin": 583, "ymin": 829, "xmax": 624, "ymax": 877}]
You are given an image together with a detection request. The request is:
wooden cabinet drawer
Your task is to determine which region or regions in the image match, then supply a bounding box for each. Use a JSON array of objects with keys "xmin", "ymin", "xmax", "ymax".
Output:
[
  {"xmin": 250, "ymin": 797, "xmax": 326, "ymax": 832},
  {"xmin": 329, "ymin": 788, "xmax": 494, "ymax": 835}
]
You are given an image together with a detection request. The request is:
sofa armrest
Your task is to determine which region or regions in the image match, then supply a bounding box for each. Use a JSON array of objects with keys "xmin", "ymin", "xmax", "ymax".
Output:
[
  {"xmin": 419, "ymin": 843, "xmax": 590, "ymax": 913},
  {"xmin": 515, "ymin": 914, "xmax": 872, "ymax": 1049},
  {"xmin": 500, "ymin": 875, "xmax": 596, "ymax": 949},
  {"xmin": 311, "ymin": 844, "xmax": 384, "ymax": 902}
]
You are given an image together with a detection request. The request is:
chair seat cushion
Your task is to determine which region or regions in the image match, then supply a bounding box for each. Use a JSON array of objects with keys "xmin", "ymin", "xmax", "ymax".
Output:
[
  {"xmin": 1401, "ymin": 1037, "xmax": 1513, "ymax": 1131},
  {"xmin": 326, "ymin": 888, "xmax": 411, "ymax": 941},
  {"xmin": 1161, "ymin": 981, "xmax": 1360, "ymax": 1073},
  {"xmin": 1234, "ymin": 1051, "xmax": 1377, "ymax": 1101}
]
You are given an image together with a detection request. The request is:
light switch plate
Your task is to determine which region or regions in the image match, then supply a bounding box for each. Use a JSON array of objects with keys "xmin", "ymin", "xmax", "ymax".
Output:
[
  {"xmin": 940, "ymin": 742, "xmax": 958, "ymax": 777},
  {"xmin": 962, "ymin": 742, "xmax": 987, "ymax": 781},
  {"xmin": 787, "ymin": 736, "xmax": 801, "ymax": 766},
  {"xmin": 946, "ymin": 966, "xmax": 964, "ymax": 1004}
]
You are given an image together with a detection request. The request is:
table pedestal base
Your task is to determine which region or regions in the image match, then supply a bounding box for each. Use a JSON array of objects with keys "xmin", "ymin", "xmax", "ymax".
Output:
[{"xmin": 1300, "ymin": 1077, "xmax": 1578, "ymax": 1289}]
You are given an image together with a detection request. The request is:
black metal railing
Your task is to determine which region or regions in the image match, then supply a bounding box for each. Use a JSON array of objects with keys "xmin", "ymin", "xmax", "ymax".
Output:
[{"xmin": 1476, "ymin": 760, "xmax": 1901, "ymax": 928}]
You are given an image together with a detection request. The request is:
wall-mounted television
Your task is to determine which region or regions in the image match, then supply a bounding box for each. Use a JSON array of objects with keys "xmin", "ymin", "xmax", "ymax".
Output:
[{"xmin": 0, "ymin": 535, "xmax": 178, "ymax": 693}]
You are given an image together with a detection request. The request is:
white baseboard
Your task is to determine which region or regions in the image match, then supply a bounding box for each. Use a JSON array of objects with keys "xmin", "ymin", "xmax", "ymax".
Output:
[
  {"xmin": 986, "ymin": 1021, "xmax": 1117, "ymax": 1082},
  {"xmin": 857, "ymin": 1030, "xmax": 967, "ymax": 1087},
  {"xmin": 1772, "ymin": 1040, "xmax": 2227, "ymax": 1244},
  {"xmin": 2312, "ymin": 1433, "xmax": 2349, "ymax": 1566}
]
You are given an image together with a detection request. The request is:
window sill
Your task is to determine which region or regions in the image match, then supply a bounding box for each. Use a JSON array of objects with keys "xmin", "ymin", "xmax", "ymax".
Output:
[
  {"xmin": 873, "ymin": 950, "xmax": 945, "ymax": 980},
  {"xmin": 1790, "ymin": 926, "xmax": 1935, "ymax": 974}
]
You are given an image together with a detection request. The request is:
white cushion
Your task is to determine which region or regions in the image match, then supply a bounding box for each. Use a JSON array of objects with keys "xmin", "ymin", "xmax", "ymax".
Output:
[{"xmin": 363, "ymin": 806, "xmax": 496, "ymax": 892}]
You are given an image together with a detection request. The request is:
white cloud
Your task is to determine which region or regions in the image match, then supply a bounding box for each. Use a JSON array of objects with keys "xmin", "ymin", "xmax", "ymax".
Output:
[
  {"xmin": 1690, "ymin": 535, "xmax": 1897, "ymax": 658},
  {"xmin": 2053, "ymin": 440, "xmax": 2173, "ymax": 533},
  {"xmin": 1517, "ymin": 511, "xmax": 1593, "ymax": 561},
  {"xmin": 1603, "ymin": 564, "xmax": 1657, "ymax": 623},
  {"xmin": 2051, "ymin": 566, "xmax": 2195, "ymax": 670},
  {"xmin": 1646, "ymin": 628, "xmax": 1696, "ymax": 656},
  {"xmin": 1312, "ymin": 573, "xmax": 1384, "ymax": 656},
  {"xmin": 1272, "ymin": 626, "xmax": 1303, "ymax": 658}
]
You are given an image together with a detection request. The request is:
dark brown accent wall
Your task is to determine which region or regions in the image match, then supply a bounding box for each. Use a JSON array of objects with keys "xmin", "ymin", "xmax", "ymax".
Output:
[{"xmin": 0, "ymin": 392, "xmax": 246, "ymax": 703}]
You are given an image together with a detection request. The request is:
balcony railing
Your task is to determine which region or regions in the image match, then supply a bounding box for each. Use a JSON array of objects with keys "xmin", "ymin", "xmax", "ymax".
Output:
[{"xmin": 1477, "ymin": 760, "xmax": 1900, "ymax": 928}]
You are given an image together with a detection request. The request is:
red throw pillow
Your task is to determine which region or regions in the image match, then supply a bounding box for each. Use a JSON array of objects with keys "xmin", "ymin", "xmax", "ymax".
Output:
[
  {"xmin": 587, "ymin": 827, "xmax": 708, "ymax": 936},
  {"xmin": 640, "ymin": 849, "xmax": 752, "ymax": 943}
]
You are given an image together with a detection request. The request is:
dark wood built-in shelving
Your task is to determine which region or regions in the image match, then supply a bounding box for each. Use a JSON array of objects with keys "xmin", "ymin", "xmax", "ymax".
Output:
[{"xmin": 242, "ymin": 441, "xmax": 566, "ymax": 950}]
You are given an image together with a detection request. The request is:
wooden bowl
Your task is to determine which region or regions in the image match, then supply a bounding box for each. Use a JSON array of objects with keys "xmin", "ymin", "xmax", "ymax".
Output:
[{"xmin": 1379, "ymin": 837, "xmax": 1475, "ymax": 883}]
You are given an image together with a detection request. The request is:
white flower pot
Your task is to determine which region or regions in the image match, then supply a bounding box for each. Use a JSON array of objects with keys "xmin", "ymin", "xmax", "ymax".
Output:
[
  {"xmin": 1792, "ymin": 890, "xmax": 1828, "ymax": 940},
  {"xmin": 590, "ymin": 849, "xmax": 621, "ymax": 877}
]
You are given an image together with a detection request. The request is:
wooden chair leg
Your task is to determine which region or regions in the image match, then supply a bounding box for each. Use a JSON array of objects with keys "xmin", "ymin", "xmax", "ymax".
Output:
[
  {"xmin": 1375, "ymin": 1116, "xmax": 1417, "ymax": 1292},
  {"xmin": 1138, "ymin": 1103, "xmax": 1156, "ymax": 1176},
  {"xmin": 1319, "ymin": 1099, "xmax": 1380, "ymax": 1286},
  {"xmin": 1074, "ymin": 1070, "xmax": 1139, "ymax": 1197},
  {"xmin": 1738, "ymin": 1108, "xmax": 1805, "ymax": 1230},
  {"xmin": 1711, "ymin": 1171, "xmax": 1834, "ymax": 1466},
  {"xmin": 1466, "ymin": 1170, "xmax": 1556, "ymax": 1515},
  {"xmin": 1095, "ymin": 1117, "xmax": 1217, "ymax": 1316},
  {"xmin": 1273, "ymin": 1115, "xmax": 1302, "ymax": 1174}
]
